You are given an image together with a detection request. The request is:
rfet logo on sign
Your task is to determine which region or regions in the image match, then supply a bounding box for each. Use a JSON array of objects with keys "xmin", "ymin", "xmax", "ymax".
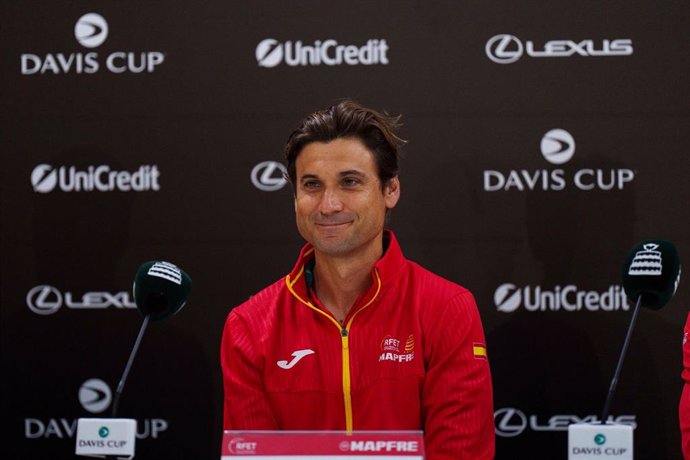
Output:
[
  {"xmin": 20, "ymin": 12, "xmax": 166, "ymax": 75},
  {"xmin": 227, "ymin": 437, "xmax": 257, "ymax": 455}
]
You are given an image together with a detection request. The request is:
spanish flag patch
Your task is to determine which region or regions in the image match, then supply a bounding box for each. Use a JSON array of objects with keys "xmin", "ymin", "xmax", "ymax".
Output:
[{"xmin": 473, "ymin": 343, "xmax": 487, "ymax": 360}]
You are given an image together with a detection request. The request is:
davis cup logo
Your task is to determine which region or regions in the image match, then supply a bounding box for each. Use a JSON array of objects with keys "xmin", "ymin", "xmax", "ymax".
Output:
[
  {"xmin": 540, "ymin": 129, "xmax": 575, "ymax": 165},
  {"xmin": 20, "ymin": 12, "xmax": 165, "ymax": 75},
  {"xmin": 79, "ymin": 378, "xmax": 112, "ymax": 414},
  {"xmin": 628, "ymin": 244, "xmax": 663, "ymax": 276},
  {"xmin": 74, "ymin": 13, "xmax": 109, "ymax": 48}
]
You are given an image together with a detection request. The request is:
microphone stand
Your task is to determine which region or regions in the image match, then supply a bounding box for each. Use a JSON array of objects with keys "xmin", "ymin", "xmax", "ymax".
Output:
[
  {"xmin": 112, "ymin": 314, "xmax": 151, "ymax": 418},
  {"xmin": 104, "ymin": 314, "xmax": 150, "ymax": 460},
  {"xmin": 600, "ymin": 295, "xmax": 642, "ymax": 424}
]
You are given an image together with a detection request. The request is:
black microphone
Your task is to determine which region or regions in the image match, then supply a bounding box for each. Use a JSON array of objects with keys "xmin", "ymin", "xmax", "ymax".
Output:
[
  {"xmin": 622, "ymin": 240, "xmax": 681, "ymax": 310},
  {"xmin": 111, "ymin": 261, "xmax": 192, "ymax": 417},
  {"xmin": 600, "ymin": 240, "xmax": 681, "ymax": 423},
  {"xmin": 133, "ymin": 260, "xmax": 192, "ymax": 321}
]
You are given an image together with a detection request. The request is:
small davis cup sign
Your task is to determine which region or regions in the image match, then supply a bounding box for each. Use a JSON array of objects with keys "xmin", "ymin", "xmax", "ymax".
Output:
[
  {"xmin": 568, "ymin": 423, "xmax": 632, "ymax": 460},
  {"xmin": 75, "ymin": 418, "xmax": 137, "ymax": 458},
  {"xmin": 222, "ymin": 431, "xmax": 424, "ymax": 459}
]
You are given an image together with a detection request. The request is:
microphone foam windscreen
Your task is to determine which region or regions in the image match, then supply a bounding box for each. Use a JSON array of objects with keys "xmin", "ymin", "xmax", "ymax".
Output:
[
  {"xmin": 622, "ymin": 240, "xmax": 681, "ymax": 310},
  {"xmin": 133, "ymin": 261, "xmax": 192, "ymax": 321}
]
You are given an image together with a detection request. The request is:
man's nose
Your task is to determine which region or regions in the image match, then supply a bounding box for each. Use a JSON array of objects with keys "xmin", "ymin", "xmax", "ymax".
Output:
[{"xmin": 319, "ymin": 188, "xmax": 344, "ymax": 214}]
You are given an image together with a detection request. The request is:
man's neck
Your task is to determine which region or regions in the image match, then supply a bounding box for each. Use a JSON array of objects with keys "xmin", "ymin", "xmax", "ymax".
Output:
[{"xmin": 312, "ymin": 242, "xmax": 383, "ymax": 324}]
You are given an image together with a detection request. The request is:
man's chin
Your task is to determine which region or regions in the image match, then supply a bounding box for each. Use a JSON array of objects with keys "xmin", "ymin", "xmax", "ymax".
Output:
[{"xmin": 312, "ymin": 238, "xmax": 353, "ymax": 256}]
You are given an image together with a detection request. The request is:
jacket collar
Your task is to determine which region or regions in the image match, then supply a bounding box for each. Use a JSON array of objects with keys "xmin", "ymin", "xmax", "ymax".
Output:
[{"xmin": 285, "ymin": 229, "xmax": 405, "ymax": 308}]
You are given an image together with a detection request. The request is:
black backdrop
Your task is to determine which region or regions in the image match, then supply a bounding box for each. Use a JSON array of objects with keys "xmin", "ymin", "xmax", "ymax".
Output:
[{"xmin": 2, "ymin": 1, "xmax": 689, "ymax": 459}]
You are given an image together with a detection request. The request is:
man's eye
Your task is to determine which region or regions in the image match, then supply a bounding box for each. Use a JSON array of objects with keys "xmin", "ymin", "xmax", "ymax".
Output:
[
  {"xmin": 343, "ymin": 178, "xmax": 360, "ymax": 186},
  {"xmin": 303, "ymin": 181, "xmax": 320, "ymax": 189}
]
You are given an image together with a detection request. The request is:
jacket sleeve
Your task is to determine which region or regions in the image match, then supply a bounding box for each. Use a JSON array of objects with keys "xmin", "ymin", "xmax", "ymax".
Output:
[
  {"xmin": 220, "ymin": 309, "xmax": 279, "ymax": 430},
  {"xmin": 680, "ymin": 312, "xmax": 690, "ymax": 459},
  {"xmin": 421, "ymin": 290, "xmax": 495, "ymax": 460}
]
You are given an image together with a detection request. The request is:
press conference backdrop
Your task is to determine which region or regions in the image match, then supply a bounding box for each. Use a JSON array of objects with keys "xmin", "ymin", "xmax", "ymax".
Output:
[{"xmin": 1, "ymin": 1, "xmax": 688, "ymax": 459}]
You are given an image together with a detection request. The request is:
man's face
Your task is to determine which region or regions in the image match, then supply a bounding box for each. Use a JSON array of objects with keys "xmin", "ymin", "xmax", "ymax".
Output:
[{"xmin": 294, "ymin": 137, "xmax": 400, "ymax": 258}]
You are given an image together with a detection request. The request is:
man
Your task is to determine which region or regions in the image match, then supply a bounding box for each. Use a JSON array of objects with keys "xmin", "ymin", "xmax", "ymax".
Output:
[{"xmin": 221, "ymin": 100, "xmax": 495, "ymax": 459}]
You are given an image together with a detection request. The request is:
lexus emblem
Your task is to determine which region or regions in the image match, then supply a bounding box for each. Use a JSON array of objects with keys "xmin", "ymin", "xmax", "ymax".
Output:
[
  {"xmin": 251, "ymin": 161, "xmax": 287, "ymax": 191},
  {"xmin": 486, "ymin": 34, "xmax": 523, "ymax": 64}
]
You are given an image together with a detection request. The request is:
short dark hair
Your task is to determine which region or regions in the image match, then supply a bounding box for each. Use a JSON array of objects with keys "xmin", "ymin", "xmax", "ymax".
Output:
[{"xmin": 284, "ymin": 100, "xmax": 405, "ymax": 190}]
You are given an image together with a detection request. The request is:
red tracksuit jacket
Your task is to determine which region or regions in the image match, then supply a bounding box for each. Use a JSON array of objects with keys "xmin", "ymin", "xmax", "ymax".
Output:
[
  {"xmin": 681, "ymin": 312, "xmax": 690, "ymax": 459},
  {"xmin": 221, "ymin": 231, "xmax": 495, "ymax": 459}
]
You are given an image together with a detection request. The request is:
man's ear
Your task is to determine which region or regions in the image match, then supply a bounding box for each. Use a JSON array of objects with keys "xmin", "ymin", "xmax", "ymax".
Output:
[{"xmin": 384, "ymin": 177, "xmax": 401, "ymax": 209}]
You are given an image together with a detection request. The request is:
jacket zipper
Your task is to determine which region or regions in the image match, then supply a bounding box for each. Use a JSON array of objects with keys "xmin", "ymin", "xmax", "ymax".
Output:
[
  {"xmin": 340, "ymin": 327, "xmax": 353, "ymax": 431},
  {"xmin": 286, "ymin": 268, "xmax": 382, "ymax": 432}
]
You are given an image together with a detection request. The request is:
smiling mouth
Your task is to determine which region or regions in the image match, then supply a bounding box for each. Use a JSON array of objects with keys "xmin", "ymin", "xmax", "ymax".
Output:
[
  {"xmin": 314, "ymin": 219, "xmax": 353, "ymax": 231},
  {"xmin": 316, "ymin": 221, "xmax": 351, "ymax": 228}
]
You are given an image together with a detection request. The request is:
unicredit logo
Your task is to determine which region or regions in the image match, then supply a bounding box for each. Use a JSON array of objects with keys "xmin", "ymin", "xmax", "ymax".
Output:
[
  {"xmin": 494, "ymin": 283, "xmax": 522, "ymax": 313},
  {"xmin": 251, "ymin": 161, "xmax": 287, "ymax": 191},
  {"xmin": 256, "ymin": 38, "xmax": 389, "ymax": 68},
  {"xmin": 494, "ymin": 283, "xmax": 630, "ymax": 312},
  {"xmin": 79, "ymin": 379, "xmax": 112, "ymax": 414},
  {"xmin": 31, "ymin": 164, "xmax": 161, "ymax": 193},
  {"xmin": 74, "ymin": 13, "xmax": 109, "ymax": 48},
  {"xmin": 486, "ymin": 34, "xmax": 633, "ymax": 64}
]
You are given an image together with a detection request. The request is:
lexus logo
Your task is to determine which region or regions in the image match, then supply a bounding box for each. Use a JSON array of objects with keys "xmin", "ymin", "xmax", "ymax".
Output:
[
  {"xmin": 79, "ymin": 378, "xmax": 112, "ymax": 414},
  {"xmin": 494, "ymin": 407, "xmax": 528, "ymax": 437},
  {"xmin": 74, "ymin": 13, "xmax": 109, "ymax": 48},
  {"xmin": 540, "ymin": 129, "xmax": 575, "ymax": 165},
  {"xmin": 25, "ymin": 285, "xmax": 137, "ymax": 314},
  {"xmin": 251, "ymin": 161, "xmax": 287, "ymax": 191},
  {"xmin": 26, "ymin": 285, "xmax": 62, "ymax": 315},
  {"xmin": 486, "ymin": 34, "xmax": 523, "ymax": 64}
]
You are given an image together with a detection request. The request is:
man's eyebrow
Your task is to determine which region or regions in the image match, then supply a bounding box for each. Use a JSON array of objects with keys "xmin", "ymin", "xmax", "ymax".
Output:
[
  {"xmin": 299, "ymin": 170, "xmax": 367, "ymax": 181},
  {"xmin": 338, "ymin": 170, "xmax": 366, "ymax": 177},
  {"xmin": 299, "ymin": 173, "xmax": 320, "ymax": 182}
]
